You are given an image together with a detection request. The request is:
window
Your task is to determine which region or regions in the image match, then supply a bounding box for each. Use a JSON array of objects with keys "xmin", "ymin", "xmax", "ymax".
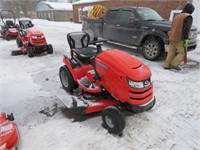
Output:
[
  {"xmin": 120, "ymin": 11, "xmax": 135, "ymax": 24},
  {"xmin": 169, "ymin": 10, "xmax": 181, "ymax": 22},
  {"xmin": 78, "ymin": 8, "xmax": 82, "ymax": 22},
  {"xmin": 105, "ymin": 10, "xmax": 120, "ymax": 23},
  {"xmin": 136, "ymin": 8, "xmax": 163, "ymax": 21}
]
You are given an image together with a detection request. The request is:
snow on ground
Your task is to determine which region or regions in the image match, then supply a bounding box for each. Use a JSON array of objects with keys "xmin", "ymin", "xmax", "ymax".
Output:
[{"xmin": 0, "ymin": 19, "xmax": 200, "ymax": 150}]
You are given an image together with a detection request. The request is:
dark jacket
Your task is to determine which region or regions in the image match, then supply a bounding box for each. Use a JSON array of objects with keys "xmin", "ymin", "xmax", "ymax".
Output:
[
  {"xmin": 182, "ymin": 3, "xmax": 195, "ymax": 40},
  {"xmin": 168, "ymin": 3, "xmax": 194, "ymax": 42}
]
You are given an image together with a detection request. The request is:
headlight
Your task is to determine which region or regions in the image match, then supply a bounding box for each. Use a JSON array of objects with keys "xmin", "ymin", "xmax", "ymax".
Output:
[
  {"xmin": 127, "ymin": 77, "xmax": 151, "ymax": 89},
  {"xmin": 32, "ymin": 35, "xmax": 45, "ymax": 39}
]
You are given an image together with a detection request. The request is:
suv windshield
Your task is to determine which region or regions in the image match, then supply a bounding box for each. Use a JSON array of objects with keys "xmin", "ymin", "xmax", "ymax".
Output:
[{"xmin": 136, "ymin": 8, "xmax": 164, "ymax": 21}]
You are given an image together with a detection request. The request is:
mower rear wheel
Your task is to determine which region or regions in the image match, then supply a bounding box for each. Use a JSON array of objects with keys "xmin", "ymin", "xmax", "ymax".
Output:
[
  {"xmin": 27, "ymin": 47, "xmax": 34, "ymax": 58},
  {"xmin": 47, "ymin": 44, "xmax": 53, "ymax": 54},
  {"xmin": 102, "ymin": 106, "xmax": 125, "ymax": 134},
  {"xmin": 59, "ymin": 65, "xmax": 78, "ymax": 92}
]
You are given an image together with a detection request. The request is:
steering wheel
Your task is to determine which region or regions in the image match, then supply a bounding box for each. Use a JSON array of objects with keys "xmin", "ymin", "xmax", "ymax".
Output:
[{"xmin": 25, "ymin": 24, "xmax": 29, "ymax": 29}]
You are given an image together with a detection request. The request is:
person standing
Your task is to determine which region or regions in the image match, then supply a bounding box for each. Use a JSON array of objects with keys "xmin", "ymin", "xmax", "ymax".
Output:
[{"xmin": 164, "ymin": 3, "xmax": 195, "ymax": 70}]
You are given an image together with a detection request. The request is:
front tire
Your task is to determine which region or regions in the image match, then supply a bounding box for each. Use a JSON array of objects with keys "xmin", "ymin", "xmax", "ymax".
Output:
[
  {"xmin": 142, "ymin": 38, "xmax": 163, "ymax": 61},
  {"xmin": 16, "ymin": 37, "xmax": 23, "ymax": 48},
  {"xmin": 27, "ymin": 47, "xmax": 34, "ymax": 58},
  {"xmin": 47, "ymin": 44, "xmax": 53, "ymax": 54},
  {"xmin": 102, "ymin": 106, "xmax": 125, "ymax": 134},
  {"xmin": 59, "ymin": 65, "xmax": 78, "ymax": 92}
]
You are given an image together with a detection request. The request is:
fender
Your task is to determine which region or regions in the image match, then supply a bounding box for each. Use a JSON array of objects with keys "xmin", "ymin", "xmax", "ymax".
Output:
[
  {"xmin": 139, "ymin": 28, "xmax": 169, "ymax": 47},
  {"xmin": 63, "ymin": 55, "xmax": 93, "ymax": 81}
]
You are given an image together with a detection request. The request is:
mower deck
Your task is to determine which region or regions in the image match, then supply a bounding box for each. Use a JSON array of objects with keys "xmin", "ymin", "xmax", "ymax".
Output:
[{"xmin": 57, "ymin": 94, "xmax": 118, "ymax": 114}]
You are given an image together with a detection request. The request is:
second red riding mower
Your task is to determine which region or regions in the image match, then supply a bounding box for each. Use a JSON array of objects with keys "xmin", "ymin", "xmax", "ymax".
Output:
[
  {"xmin": 59, "ymin": 32, "xmax": 156, "ymax": 134},
  {"xmin": 0, "ymin": 112, "xmax": 20, "ymax": 150},
  {"xmin": 13, "ymin": 18, "xmax": 53, "ymax": 57},
  {"xmin": 0, "ymin": 10, "xmax": 19, "ymax": 40}
]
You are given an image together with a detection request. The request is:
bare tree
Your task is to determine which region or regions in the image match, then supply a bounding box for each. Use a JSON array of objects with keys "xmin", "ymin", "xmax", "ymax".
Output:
[{"xmin": 1, "ymin": 0, "xmax": 38, "ymax": 18}]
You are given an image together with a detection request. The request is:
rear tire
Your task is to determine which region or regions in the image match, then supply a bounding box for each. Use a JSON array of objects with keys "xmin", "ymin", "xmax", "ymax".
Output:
[
  {"xmin": 59, "ymin": 65, "xmax": 78, "ymax": 92},
  {"xmin": 47, "ymin": 44, "xmax": 53, "ymax": 54},
  {"xmin": 142, "ymin": 38, "xmax": 162, "ymax": 61},
  {"xmin": 102, "ymin": 106, "xmax": 125, "ymax": 134},
  {"xmin": 27, "ymin": 47, "xmax": 34, "ymax": 58}
]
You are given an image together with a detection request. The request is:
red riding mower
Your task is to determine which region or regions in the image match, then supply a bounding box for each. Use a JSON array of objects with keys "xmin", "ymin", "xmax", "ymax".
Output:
[
  {"xmin": 59, "ymin": 32, "xmax": 156, "ymax": 134},
  {"xmin": 12, "ymin": 18, "xmax": 53, "ymax": 57},
  {"xmin": 0, "ymin": 112, "xmax": 20, "ymax": 150},
  {"xmin": 0, "ymin": 10, "xmax": 19, "ymax": 40}
]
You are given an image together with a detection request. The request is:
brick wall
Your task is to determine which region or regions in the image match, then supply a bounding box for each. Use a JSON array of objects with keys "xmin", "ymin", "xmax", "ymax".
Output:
[{"xmin": 73, "ymin": 0, "xmax": 192, "ymax": 23}]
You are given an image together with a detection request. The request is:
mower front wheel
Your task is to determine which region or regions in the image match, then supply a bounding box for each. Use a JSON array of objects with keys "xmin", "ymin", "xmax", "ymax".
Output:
[
  {"xmin": 27, "ymin": 47, "xmax": 34, "ymax": 58},
  {"xmin": 47, "ymin": 44, "xmax": 53, "ymax": 54},
  {"xmin": 102, "ymin": 106, "xmax": 125, "ymax": 134},
  {"xmin": 16, "ymin": 37, "xmax": 23, "ymax": 48},
  {"xmin": 59, "ymin": 65, "xmax": 78, "ymax": 93}
]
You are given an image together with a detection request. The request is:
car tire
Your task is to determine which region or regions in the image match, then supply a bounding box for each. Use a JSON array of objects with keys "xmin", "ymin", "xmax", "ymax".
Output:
[
  {"xmin": 142, "ymin": 38, "xmax": 163, "ymax": 61},
  {"xmin": 47, "ymin": 44, "xmax": 53, "ymax": 54},
  {"xmin": 102, "ymin": 106, "xmax": 125, "ymax": 134},
  {"xmin": 27, "ymin": 47, "xmax": 34, "ymax": 58},
  {"xmin": 59, "ymin": 65, "xmax": 78, "ymax": 92}
]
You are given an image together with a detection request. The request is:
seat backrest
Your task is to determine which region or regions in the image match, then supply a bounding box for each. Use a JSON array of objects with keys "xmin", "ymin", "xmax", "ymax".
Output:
[
  {"xmin": 5, "ymin": 20, "xmax": 14, "ymax": 27},
  {"xmin": 19, "ymin": 20, "xmax": 34, "ymax": 29},
  {"xmin": 67, "ymin": 32, "xmax": 90, "ymax": 49}
]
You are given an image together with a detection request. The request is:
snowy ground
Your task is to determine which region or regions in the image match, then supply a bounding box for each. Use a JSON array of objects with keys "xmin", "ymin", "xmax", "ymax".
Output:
[{"xmin": 0, "ymin": 19, "xmax": 200, "ymax": 150}]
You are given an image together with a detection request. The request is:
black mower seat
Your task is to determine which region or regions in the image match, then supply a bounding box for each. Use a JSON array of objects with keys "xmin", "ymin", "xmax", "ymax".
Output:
[
  {"xmin": 72, "ymin": 47, "xmax": 98, "ymax": 61},
  {"xmin": 67, "ymin": 32, "xmax": 98, "ymax": 62},
  {"xmin": 5, "ymin": 20, "xmax": 14, "ymax": 27}
]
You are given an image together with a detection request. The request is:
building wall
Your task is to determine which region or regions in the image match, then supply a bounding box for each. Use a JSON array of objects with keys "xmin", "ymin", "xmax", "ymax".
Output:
[
  {"xmin": 53, "ymin": 10, "xmax": 73, "ymax": 21},
  {"xmin": 37, "ymin": 10, "xmax": 73, "ymax": 22},
  {"xmin": 37, "ymin": 11, "xmax": 52, "ymax": 20},
  {"xmin": 73, "ymin": 0, "xmax": 191, "ymax": 23}
]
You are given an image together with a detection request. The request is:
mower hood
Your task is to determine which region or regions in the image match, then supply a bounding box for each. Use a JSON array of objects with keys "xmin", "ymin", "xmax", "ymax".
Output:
[
  {"xmin": 27, "ymin": 28, "xmax": 44, "ymax": 36},
  {"xmin": 96, "ymin": 49, "xmax": 152, "ymax": 81},
  {"xmin": 105, "ymin": 49, "xmax": 142, "ymax": 69}
]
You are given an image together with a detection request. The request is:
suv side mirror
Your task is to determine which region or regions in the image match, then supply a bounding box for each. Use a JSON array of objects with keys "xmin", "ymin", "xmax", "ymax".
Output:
[{"xmin": 128, "ymin": 17, "xmax": 138, "ymax": 24}]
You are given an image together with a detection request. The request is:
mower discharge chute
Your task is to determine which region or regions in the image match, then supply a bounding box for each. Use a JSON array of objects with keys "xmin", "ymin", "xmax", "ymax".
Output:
[
  {"xmin": 0, "ymin": 112, "xmax": 20, "ymax": 150},
  {"xmin": 59, "ymin": 32, "xmax": 156, "ymax": 134},
  {"xmin": 0, "ymin": 10, "xmax": 19, "ymax": 40},
  {"xmin": 13, "ymin": 18, "xmax": 53, "ymax": 57}
]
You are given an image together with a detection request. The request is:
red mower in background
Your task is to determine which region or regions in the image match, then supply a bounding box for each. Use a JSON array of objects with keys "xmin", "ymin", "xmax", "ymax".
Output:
[
  {"xmin": 0, "ymin": 112, "xmax": 20, "ymax": 150},
  {"xmin": 13, "ymin": 18, "xmax": 53, "ymax": 57},
  {"xmin": 59, "ymin": 32, "xmax": 156, "ymax": 134},
  {"xmin": 0, "ymin": 10, "xmax": 19, "ymax": 40}
]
